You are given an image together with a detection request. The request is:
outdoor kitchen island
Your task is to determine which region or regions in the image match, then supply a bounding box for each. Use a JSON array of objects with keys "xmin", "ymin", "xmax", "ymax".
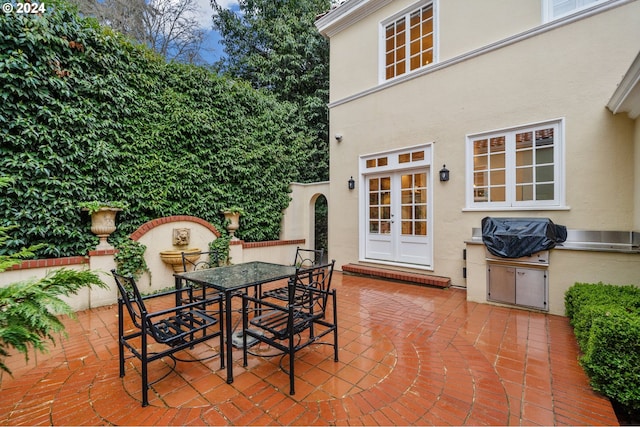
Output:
[{"xmin": 465, "ymin": 223, "xmax": 640, "ymax": 316}]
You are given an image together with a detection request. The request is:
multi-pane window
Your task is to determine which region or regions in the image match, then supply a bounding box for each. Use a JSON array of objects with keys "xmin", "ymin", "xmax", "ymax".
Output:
[
  {"xmin": 467, "ymin": 120, "xmax": 563, "ymax": 208},
  {"xmin": 369, "ymin": 177, "xmax": 391, "ymax": 234},
  {"xmin": 401, "ymin": 173, "xmax": 427, "ymax": 236},
  {"xmin": 544, "ymin": 0, "xmax": 604, "ymax": 20},
  {"xmin": 384, "ymin": 3, "xmax": 434, "ymax": 80}
]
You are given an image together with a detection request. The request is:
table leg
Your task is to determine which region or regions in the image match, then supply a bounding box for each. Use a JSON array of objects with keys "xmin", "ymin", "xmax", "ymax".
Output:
[
  {"xmin": 225, "ymin": 289, "xmax": 234, "ymax": 383},
  {"xmin": 174, "ymin": 276, "xmax": 182, "ymax": 306}
]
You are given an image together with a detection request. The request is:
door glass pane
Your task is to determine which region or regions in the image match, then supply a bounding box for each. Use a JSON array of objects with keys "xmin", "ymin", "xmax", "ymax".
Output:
[
  {"xmin": 381, "ymin": 191, "xmax": 391, "ymax": 204},
  {"xmin": 401, "ymin": 205, "xmax": 413, "ymax": 219},
  {"xmin": 415, "ymin": 221, "xmax": 427, "ymax": 236},
  {"xmin": 381, "ymin": 206, "xmax": 390, "ymax": 219}
]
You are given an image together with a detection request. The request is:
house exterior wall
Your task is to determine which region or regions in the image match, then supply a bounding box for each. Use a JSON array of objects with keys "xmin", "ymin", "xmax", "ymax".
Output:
[
  {"xmin": 636, "ymin": 119, "xmax": 640, "ymax": 229},
  {"xmin": 319, "ymin": 0, "xmax": 640, "ymax": 313},
  {"xmin": 327, "ymin": 0, "xmax": 542, "ymax": 101}
]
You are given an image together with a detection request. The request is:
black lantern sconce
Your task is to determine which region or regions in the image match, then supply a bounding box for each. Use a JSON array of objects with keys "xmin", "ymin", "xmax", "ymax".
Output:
[
  {"xmin": 348, "ymin": 176, "xmax": 355, "ymax": 190},
  {"xmin": 439, "ymin": 165, "xmax": 450, "ymax": 182}
]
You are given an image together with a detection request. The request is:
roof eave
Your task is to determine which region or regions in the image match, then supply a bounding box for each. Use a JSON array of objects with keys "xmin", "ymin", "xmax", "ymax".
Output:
[{"xmin": 607, "ymin": 51, "xmax": 640, "ymax": 120}]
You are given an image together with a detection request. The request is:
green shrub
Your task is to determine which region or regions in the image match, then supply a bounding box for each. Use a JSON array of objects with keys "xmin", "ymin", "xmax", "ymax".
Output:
[
  {"xmin": 581, "ymin": 308, "xmax": 640, "ymax": 412},
  {"xmin": 565, "ymin": 282, "xmax": 640, "ymax": 414}
]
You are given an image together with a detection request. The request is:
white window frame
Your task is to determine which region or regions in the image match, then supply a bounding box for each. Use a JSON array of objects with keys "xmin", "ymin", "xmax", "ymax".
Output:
[
  {"xmin": 542, "ymin": 0, "xmax": 606, "ymax": 22},
  {"xmin": 465, "ymin": 119, "xmax": 566, "ymax": 210},
  {"xmin": 379, "ymin": 0, "xmax": 438, "ymax": 84}
]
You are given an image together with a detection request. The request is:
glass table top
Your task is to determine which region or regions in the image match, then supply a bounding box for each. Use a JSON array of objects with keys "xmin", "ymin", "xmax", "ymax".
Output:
[{"xmin": 175, "ymin": 261, "xmax": 297, "ymax": 291}]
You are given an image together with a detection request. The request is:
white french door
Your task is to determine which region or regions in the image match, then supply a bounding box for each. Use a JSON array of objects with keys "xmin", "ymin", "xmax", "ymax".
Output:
[{"xmin": 365, "ymin": 169, "xmax": 431, "ymax": 265}]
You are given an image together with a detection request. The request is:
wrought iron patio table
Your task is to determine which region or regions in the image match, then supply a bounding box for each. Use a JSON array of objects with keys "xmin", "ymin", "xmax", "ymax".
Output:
[{"xmin": 174, "ymin": 261, "xmax": 296, "ymax": 383}]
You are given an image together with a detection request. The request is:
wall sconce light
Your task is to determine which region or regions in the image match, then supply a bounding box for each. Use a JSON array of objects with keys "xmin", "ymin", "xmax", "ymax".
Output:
[
  {"xmin": 348, "ymin": 176, "xmax": 355, "ymax": 190},
  {"xmin": 439, "ymin": 165, "xmax": 450, "ymax": 182},
  {"xmin": 335, "ymin": 133, "xmax": 343, "ymax": 142}
]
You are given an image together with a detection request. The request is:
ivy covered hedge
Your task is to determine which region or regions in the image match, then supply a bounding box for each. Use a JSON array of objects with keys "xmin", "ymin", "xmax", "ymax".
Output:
[
  {"xmin": 0, "ymin": 1, "xmax": 314, "ymax": 257},
  {"xmin": 565, "ymin": 282, "xmax": 640, "ymax": 416}
]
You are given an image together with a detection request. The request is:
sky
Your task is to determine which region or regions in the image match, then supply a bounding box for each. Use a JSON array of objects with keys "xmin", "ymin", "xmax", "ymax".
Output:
[{"xmin": 191, "ymin": 0, "xmax": 239, "ymax": 64}]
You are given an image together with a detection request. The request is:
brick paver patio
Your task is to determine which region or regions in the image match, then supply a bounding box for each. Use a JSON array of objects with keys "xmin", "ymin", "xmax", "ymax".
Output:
[{"xmin": 0, "ymin": 272, "xmax": 618, "ymax": 425}]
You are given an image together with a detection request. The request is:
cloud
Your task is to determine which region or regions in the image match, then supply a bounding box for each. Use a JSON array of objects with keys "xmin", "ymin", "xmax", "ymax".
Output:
[{"xmin": 191, "ymin": 0, "xmax": 239, "ymax": 28}]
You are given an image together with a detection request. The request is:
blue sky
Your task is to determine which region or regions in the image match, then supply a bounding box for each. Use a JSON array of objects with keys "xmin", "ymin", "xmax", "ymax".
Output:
[{"xmin": 191, "ymin": 0, "xmax": 239, "ymax": 64}]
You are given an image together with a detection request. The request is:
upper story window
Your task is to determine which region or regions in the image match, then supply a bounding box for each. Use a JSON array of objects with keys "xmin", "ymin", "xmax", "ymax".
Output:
[
  {"xmin": 466, "ymin": 119, "xmax": 565, "ymax": 210},
  {"xmin": 543, "ymin": 0, "xmax": 605, "ymax": 21},
  {"xmin": 383, "ymin": 2, "xmax": 435, "ymax": 81}
]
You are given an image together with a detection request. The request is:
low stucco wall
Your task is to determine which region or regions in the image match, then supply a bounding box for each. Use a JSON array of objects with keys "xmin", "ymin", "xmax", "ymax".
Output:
[
  {"xmin": 0, "ymin": 215, "xmax": 308, "ymax": 311},
  {"xmin": 466, "ymin": 242, "xmax": 640, "ymax": 316}
]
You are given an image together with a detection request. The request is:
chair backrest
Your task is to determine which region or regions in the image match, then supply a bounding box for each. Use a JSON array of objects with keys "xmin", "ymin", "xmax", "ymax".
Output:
[
  {"xmin": 293, "ymin": 247, "xmax": 325, "ymax": 268},
  {"xmin": 112, "ymin": 269, "xmax": 147, "ymax": 330},
  {"xmin": 291, "ymin": 260, "xmax": 335, "ymax": 313},
  {"xmin": 181, "ymin": 250, "xmax": 219, "ymax": 272}
]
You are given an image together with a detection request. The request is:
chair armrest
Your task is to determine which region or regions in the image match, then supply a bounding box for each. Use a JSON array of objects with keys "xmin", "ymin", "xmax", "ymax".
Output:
[
  {"xmin": 242, "ymin": 293, "xmax": 289, "ymax": 312},
  {"xmin": 146, "ymin": 294, "xmax": 222, "ymax": 319},
  {"xmin": 141, "ymin": 286, "xmax": 195, "ymax": 301}
]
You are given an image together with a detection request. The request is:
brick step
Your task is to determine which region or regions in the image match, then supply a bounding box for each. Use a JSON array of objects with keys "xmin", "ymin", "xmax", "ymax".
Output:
[{"xmin": 341, "ymin": 263, "xmax": 450, "ymax": 288}]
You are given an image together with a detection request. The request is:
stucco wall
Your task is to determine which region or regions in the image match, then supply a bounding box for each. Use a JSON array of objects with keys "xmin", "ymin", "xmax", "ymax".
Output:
[
  {"xmin": 280, "ymin": 181, "xmax": 329, "ymax": 252},
  {"xmin": 325, "ymin": 1, "xmax": 640, "ymax": 290},
  {"xmin": 635, "ymin": 119, "xmax": 640, "ymax": 229},
  {"xmin": 326, "ymin": 0, "xmax": 542, "ymax": 101},
  {"xmin": 466, "ymin": 243, "xmax": 640, "ymax": 316}
]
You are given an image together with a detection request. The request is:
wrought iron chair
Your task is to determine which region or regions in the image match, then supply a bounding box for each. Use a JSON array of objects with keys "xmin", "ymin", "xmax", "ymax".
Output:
[
  {"xmin": 181, "ymin": 249, "xmax": 219, "ymax": 272},
  {"xmin": 241, "ymin": 260, "xmax": 337, "ymax": 395},
  {"xmin": 180, "ymin": 250, "xmax": 222, "ymax": 304},
  {"xmin": 261, "ymin": 247, "xmax": 325, "ymax": 302},
  {"xmin": 112, "ymin": 269, "xmax": 224, "ymax": 407}
]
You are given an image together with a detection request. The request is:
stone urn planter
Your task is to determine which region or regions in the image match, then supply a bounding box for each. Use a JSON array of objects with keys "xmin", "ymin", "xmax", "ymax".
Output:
[
  {"xmin": 81, "ymin": 205, "xmax": 124, "ymax": 250},
  {"xmin": 222, "ymin": 208, "xmax": 243, "ymax": 240},
  {"xmin": 160, "ymin": 249, "xmax": 201, "ymax": 273}
]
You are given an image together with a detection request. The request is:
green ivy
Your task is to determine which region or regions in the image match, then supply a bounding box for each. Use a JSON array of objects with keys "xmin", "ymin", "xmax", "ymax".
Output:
[
  {"xmin": 0, "ymin": 2, "xmax": 313, "ymax": 258},
  {"xmin": 113, "ymin": 238, "xmax": 149, "ymax": 280}
]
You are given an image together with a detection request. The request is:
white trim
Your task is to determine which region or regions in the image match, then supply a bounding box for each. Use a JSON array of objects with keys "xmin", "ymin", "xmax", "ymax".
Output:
[
  {"xmin": 607, "ymin": 51, "xmax": 640, "ymax": 119},
  {"xmin": 542, "ymin": 0, "xmax": 608, "ymax": 22},
  {"xmin": 327, "ymin": 0, "xmax": 633, "ymax": 109},
  {"xmin": 316, "ymin": 0, "xmax": 393, "ymax": 38}
]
